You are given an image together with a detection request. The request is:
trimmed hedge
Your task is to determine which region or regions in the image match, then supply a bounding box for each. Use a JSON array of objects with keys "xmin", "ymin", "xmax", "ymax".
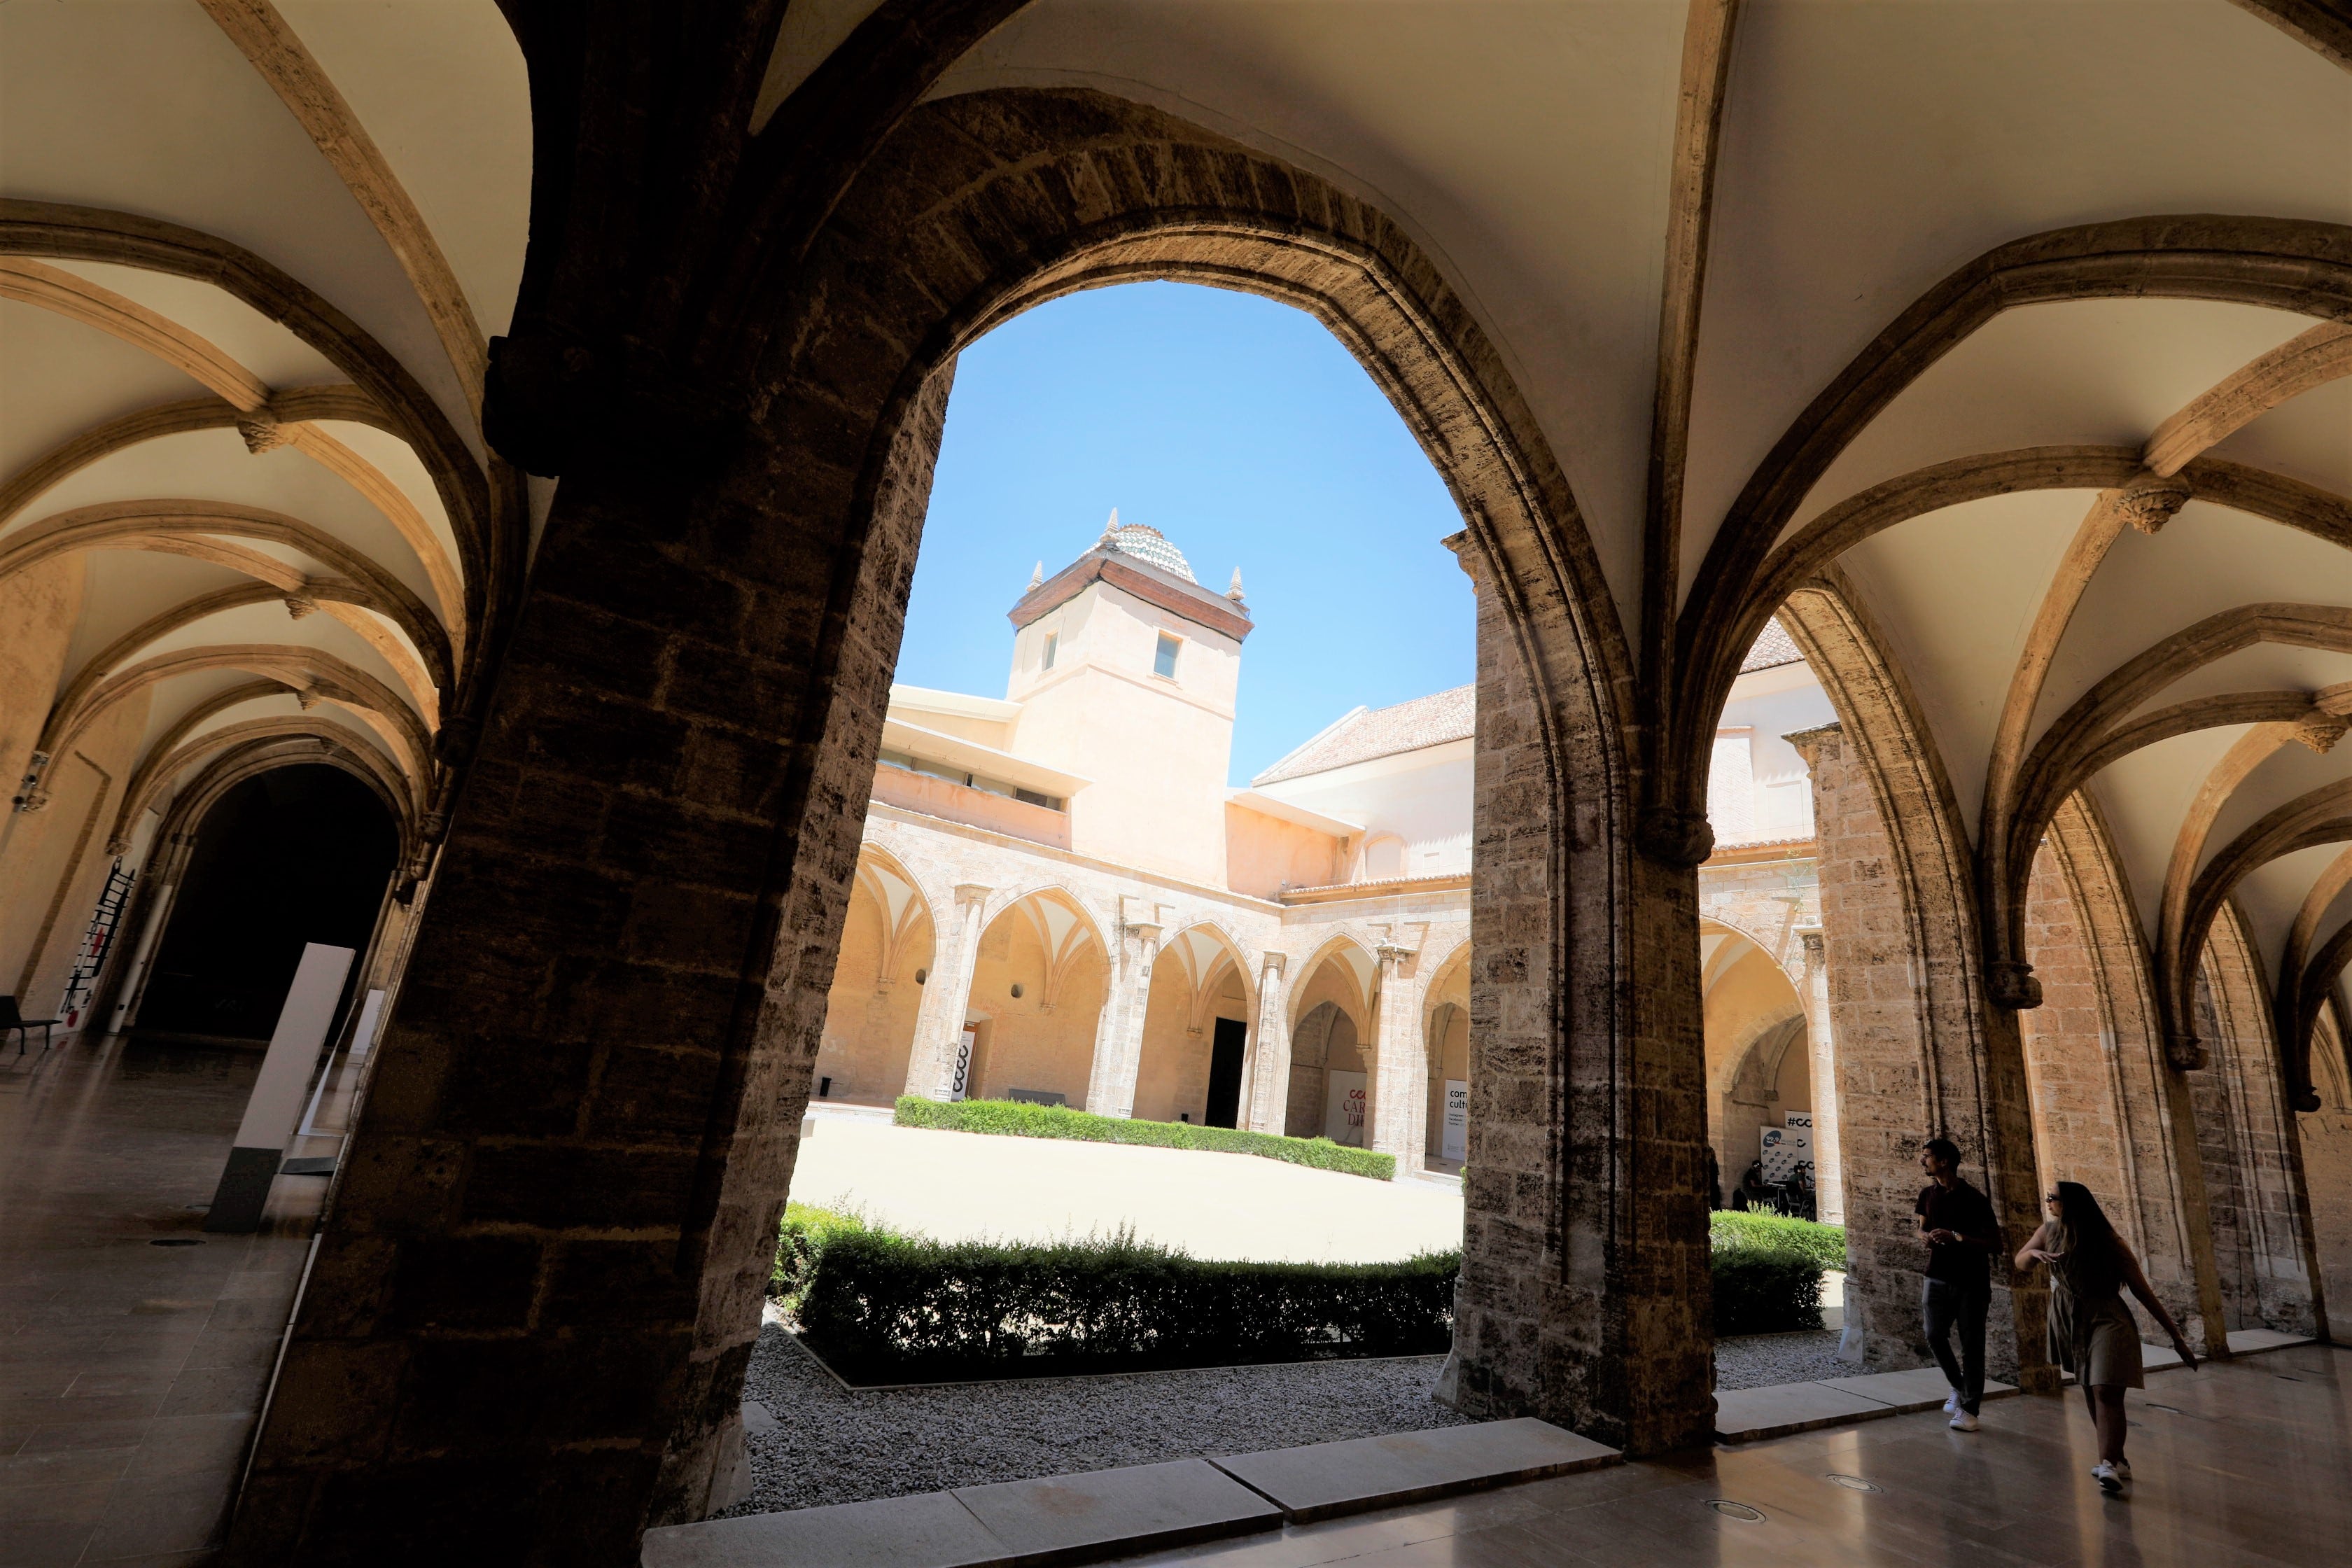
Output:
[
  {"xmin": 771, "ymin": 1201, "xmax": 867, "ymax": 1310},
  {"xmin": 784, "ymin": 1220, "xmax": 1457, "ymax": 1380},
  {"xmin": 1712, "ymin": 1210, "xmax": 1847, "ymax": 1273},
  {"xmin": 894, "ymin": 1096, "xmax": 1396, "ymax": 1182},
  {"xmin": 1709, "ymin": 1210, "xmax": 1843, "ymax": 1334}
]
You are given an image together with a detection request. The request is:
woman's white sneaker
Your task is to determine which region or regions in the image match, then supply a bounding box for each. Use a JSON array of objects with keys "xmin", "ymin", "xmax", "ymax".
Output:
[
  {"xmin": 1949, "ymin": 1410, "xmax": 1979, "ymax": 1432},
  {"xmin": 1944, "ymin": 1391, "xmax": 1962, "ymax": 1415},
  {"xmin": 2092, "ymin": 1461, "xmax": 2127, "ymax": 1494}
]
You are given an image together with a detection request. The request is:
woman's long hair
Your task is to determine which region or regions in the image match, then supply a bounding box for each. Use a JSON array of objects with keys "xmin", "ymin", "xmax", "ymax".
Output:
[{"xmin": 2051, "ymin": 1180, "xmax": 2118, "ymax": 1264}]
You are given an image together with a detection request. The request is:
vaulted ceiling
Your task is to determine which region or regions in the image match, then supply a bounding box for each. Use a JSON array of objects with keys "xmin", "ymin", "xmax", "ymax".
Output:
[
  {"xmin": 7, "ymin": 1, "xmax": 2347, "ymax": 1082},
  {"xmin": 0, "ymin": 0, "xmax": 532, "ymax": 881}
]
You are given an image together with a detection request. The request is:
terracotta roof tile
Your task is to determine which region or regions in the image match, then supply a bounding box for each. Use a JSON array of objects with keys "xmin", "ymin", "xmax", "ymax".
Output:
[{"xmin": 1254, "ymin": 685, "xmax": 1474, "ymax": 784}]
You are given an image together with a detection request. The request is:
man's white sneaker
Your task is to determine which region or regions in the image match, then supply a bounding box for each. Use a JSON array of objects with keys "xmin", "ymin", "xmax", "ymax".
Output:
[
  {"xmin": 1949, "ymin": 1410, "xmax": 1978, "ymax": 1432},
  {"xmin": 2092, "ymin": 1461, "xmax": 2127, "ymax": 1495},
  {"xmin": 1944, "ymin": 1390, "xmax": 1962, "ymax": 1415}
]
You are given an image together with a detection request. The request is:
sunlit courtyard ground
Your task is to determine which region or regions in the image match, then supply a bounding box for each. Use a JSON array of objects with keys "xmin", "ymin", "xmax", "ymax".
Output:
[{"xmin": 790, "ymin": 1105, "xmax": 1465, "ymax": 1263}]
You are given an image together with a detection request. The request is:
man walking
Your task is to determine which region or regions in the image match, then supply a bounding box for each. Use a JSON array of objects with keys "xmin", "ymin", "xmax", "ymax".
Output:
[{"xmin": 1917, "ymin": 1136, "xmax": 2000, "ymax": 1431}]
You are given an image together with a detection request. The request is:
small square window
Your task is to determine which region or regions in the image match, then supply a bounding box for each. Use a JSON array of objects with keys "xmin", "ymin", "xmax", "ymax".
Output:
[
  {"xmin": 1042, "ymin": 631, "xmax": 1057, "ymax": 671},
  {"xmin": 1154, "ymin": 633, "xmax": 1180, "ymax": 679}
]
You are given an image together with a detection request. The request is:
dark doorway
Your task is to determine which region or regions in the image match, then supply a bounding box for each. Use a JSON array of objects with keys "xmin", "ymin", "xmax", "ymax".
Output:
[
  {"xmin": 1205, "ymin": 1016, "xmax": 1247, "ymax": 1128},
  {"xmin": 135, "ymin": 766, "xmax": 397, "ymax": 1042}
]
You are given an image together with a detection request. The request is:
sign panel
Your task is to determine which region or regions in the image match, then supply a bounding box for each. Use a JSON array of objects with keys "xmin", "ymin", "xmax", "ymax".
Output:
[
  {"xmin": 1324, "ymin": 1070, "xmax": 1367, "ymax": 1147},
  {"xmin": 1761, "ymin": 1112, "xmax": 1814, "ymax": 1183},
  {"xmin": 1441, "ymin": 1079, "xmax": 1469, "ymax": 1162},
  {"xmin": 949, "ymin": 1027, "xmax": 977, "ymax": 1101}
]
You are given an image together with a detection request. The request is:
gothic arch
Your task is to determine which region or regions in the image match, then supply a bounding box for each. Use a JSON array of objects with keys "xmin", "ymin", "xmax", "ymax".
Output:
[{"xmin": 1779, "ymin": 569, "xmax": 2051, "ymax": 1384}]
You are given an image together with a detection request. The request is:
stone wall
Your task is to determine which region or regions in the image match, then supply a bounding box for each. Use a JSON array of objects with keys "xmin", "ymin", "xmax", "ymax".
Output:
[
  {"xmin": 2300, "ymin": 1007, "xmax": 2352, "ymax": 1339},
  {"xmin": 1785, "ymin": 574, "xmax": 2048, "ymax": 1392}
]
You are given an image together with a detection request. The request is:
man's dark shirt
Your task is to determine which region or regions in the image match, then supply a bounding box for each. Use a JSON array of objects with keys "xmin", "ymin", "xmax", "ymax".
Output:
[{"xmin": 1915, "ymin": 1178, "xmax": 1998, "ymax": 1290}]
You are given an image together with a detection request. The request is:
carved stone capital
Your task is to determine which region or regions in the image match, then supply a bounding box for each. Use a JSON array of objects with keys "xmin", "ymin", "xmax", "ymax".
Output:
[
  {"xmin": 1986, "ymin": 959, "xmax": 2042, "ymax": 1010},
  {"xmin": 1782, "ymin": 722, "xmax": 1842, "ymax": 768},
  {"xmin": 1635, "ymin": 805, "xmax": 1714, "ymax": 868},
  {"xmin": 2114, "ymin": 470, "xmax": 2193, "ymax": 536},
  {"xmin": 2164, "ymin": 1035, "xmax": 2208, "ymax": 1072},
  {"xmin": 2292, "ymin": 706, "xmax": 2349, "ymax": 754},
  {"xmin": 1259, "ymin": 950, "xmax": 1287, "ymax": 978},
  {"xmin": 237, "ymin": 413, "xmax": 292, "ymax": 454}
]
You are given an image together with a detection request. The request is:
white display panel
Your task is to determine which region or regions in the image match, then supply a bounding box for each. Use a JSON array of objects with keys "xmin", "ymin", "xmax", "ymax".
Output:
[{"xmin": 1324, "ymin": 1070, "xmax": 1367, "ymax": 1147}]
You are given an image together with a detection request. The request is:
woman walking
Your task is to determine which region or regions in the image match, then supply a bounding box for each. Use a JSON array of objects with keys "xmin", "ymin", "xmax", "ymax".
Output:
[{"xmin": 2015, "ymin": 1182, "xmax": 2198, "ymax": 1495}]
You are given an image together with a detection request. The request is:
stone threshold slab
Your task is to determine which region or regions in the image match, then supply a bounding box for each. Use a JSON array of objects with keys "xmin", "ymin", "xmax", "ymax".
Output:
[
  {"xmin": 1210, "ymin": 1417, "xmax": 1621, "ymax": 1525},
  {"xmin": 1812, "ymin": 1367, "xmax": 2020, "ymax": 1415},
  {"xmin": 640, "ymin": 1458, "xmax": 1278, "ymax": 1568},
  {"xmin": 1715, "ymin": 1382, "xmax": 1898, "ymax": 1443}
]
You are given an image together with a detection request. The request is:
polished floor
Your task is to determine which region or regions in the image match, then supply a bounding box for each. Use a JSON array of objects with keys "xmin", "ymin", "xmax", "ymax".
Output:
[
  {"xmin": 1125, "ymin": 1342, "xmax": 2351, "ymax": 1566},
  {"xmin": 7, "ymin": 1040, "xmax": 2346, "ymax": 1567},
  {"xmin": 0, "ymin": 1035, "xmax": 343, "ymax": 1567}
]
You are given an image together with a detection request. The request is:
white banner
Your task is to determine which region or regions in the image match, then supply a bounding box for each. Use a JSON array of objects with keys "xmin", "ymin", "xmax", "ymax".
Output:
[
  {"xmin": 1324, "ymin": 1070, "xmax": 1367, "ymax": 1147},
  {"xmin": 949, "ymin": 1027, "xmax": 977, "ymax": 1101},
  {"xmin": 1441, "ymin": 1079, "xmax": 1469, "ymax": 1161}
]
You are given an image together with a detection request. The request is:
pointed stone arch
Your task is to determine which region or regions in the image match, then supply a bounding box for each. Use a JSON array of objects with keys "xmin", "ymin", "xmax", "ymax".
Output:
[{"xmin": 1780, "ymin": 570, "xmax": 2052, "ymax": 1385}]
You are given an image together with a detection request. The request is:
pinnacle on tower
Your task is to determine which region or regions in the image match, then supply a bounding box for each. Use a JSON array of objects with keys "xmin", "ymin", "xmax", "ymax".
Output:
[
  {"xmin": 1028, "ymin": 561, "xmax": 1044, "ymax": 589},
  {"xmin": 1098, "ymin": 507, "xmax": 1119, "ymax": 546},
  {"xmin": 1226, "ymin": 568, "xmax": 1245, "ymax": 602}
]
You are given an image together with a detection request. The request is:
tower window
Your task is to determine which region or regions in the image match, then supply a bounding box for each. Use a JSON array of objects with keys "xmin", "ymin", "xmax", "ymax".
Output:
[
  {"xmin": 1154, "ymin": 633, "xmax": 1180, "ymax": 679},
  {"xmin": 1042, "ymin": 631, "xmax": 1057, "ymax": 670}
]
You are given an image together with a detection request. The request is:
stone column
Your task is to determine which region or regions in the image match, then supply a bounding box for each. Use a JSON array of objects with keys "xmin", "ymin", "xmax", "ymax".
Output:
[
  {"xmin": 1798, "ymin": 928, "xmax": 1846, "ymax": 1225},
  {"xmin": 904, "ymin": 883, "xmax": 990, "ymax": 1100},
  {"xmin": 1369, "ymin": 940, "xmax": 1428, "ymax": 1175},
  {"xmin": 1084, "ymin": 900, "xmax": 1161, "ymax": 1118},
  {"xmin": 1243, "ymin": 951, "xmax": 1290, "ymax": 1134}
]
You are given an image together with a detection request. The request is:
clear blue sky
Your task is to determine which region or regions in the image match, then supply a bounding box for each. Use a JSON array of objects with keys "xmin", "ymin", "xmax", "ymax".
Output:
[{"xmin": 897, "ymin": 282, "xmax": 1476, "ymax": 785}]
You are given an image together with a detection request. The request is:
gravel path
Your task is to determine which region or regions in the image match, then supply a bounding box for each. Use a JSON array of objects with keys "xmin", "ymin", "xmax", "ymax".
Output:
[
  {"xmin": 726, "ymin": 1316, "xmax": 1472, "ymax": 1516},
  {"xmin": 728, "ymin": 1316, "xmax": 1854, "ymax": 1515},
  {"xmin": 1714, "ymin": 1329, "xmax": 1849, "ymax": 1390}
]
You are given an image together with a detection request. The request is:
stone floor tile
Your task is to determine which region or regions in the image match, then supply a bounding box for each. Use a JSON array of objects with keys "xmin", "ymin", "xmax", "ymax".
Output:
[
  {"xmin": 953, "ymin": 1457, "xmax": 1280, "ymax": 1560},
  {"xmin": 1809, "ymin": 1366, "xmax": 2018, "ymax": 1412},
  {"xmin": 641, "ymin": 1490, "xmax": 1004, "ymax": 1568},
  {"xmin": 1713, "ymin": 1381, "xmax": 1898, "ymax": 1441},
  {"xmin": 1212, "ymin": 1419, "xmax": 1620, "ymax": 1525},
  {"xmin": 158, "ymin": 1364, "xmax": 270, "ymax": 1419},
  {"xmin": 0, "ymin": 1442, "xmax": 134, "ymax": 1492},
  {"xmin": 78, "ymin": 1478, "xmax": 233, "ymax": 1561},
  {"xmin": 122, "ymin": 1413, "xmax": 256, "ymax": 1480},
  {"xmin": 0, "ymin": 1517, "xmax": 92, "ymax": 1568}
]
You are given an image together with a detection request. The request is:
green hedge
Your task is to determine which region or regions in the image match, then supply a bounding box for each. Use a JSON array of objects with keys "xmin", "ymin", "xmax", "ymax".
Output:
[
  {"xmin": 893, "ymin": 1096, "xmax": 1396, "ymax": 1182},
  {"xmin": 1709, "ymin": 1210, "xmax": 1843, "ymax": 1334},
  {"xmin": 1712, "ymin": 1210, "xmax": 1847, "ymax": 1272},
  {"xmin": 783, "ymin": 1219, "xmax": 1457, "ymax": 1380}
]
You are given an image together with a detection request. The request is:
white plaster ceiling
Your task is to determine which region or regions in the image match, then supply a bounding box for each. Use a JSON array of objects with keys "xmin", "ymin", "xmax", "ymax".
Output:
[
  {"xmin": 1, "ymin": 0, "xmax": 525, "ymax": 851},
  {"xmin": 10, "ymin": 1, "xmax": 2344, "ymax": 1029}
]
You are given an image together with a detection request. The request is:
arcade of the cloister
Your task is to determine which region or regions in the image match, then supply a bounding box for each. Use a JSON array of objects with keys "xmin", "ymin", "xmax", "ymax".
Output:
[{"xmin": 5, "ymin": 5, "xmax": 2352, "ymax": 1564}]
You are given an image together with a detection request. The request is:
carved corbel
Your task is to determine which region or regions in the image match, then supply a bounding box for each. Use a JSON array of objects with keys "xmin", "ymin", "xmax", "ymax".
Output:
[
  {"xmin": 2165, "ymin": 1034, "xmax": 2208, "ymax": 1072},
  {"xmin": 2293, "ymin": 706, "xmax": 2349, "ymax": 754},
  {"xmin": 1636, "ymin": 804, "xmax": 1715, "ymax": 868},
  {"xmin": 2113, "ymin": 470, "xmax": 2194, "ymax": 536},
  {"xmin": 1986, "ymin": 959, "xmax": 2043, "ymax": 1011},
  {"xmin": 237, "ymin": 408, "xmax": 293, "ymax": 454}
]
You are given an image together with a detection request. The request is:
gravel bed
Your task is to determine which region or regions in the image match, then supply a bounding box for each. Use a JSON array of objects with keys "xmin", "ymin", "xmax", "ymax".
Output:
[
  {"xmin": 1714, "ymin": 1329, "xmax": 1849, "ymax": 1390},
  {"xmin": 727, "ymin": 1317, "xmax": 1856, "ymax": 1516},
  {"xmin": 725, "ymin": 1317, "xmax": 1471, "ymax": 1516}
]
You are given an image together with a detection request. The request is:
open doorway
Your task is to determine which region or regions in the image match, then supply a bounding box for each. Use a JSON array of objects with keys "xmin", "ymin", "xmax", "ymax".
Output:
[{"xmin": 127, "ymin": 765, "xmax": 396, "ymax": 1044}]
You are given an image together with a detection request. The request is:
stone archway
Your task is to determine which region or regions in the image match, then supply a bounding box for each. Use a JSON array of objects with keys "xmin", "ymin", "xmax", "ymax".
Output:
[
  {"xmin": 235, "ymin": 84, "xmax": 1697, "ymax": 1551},
  {"xmin": 1780, "ymin": 573, "xmax": 2050, "ymax": 1385}
]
